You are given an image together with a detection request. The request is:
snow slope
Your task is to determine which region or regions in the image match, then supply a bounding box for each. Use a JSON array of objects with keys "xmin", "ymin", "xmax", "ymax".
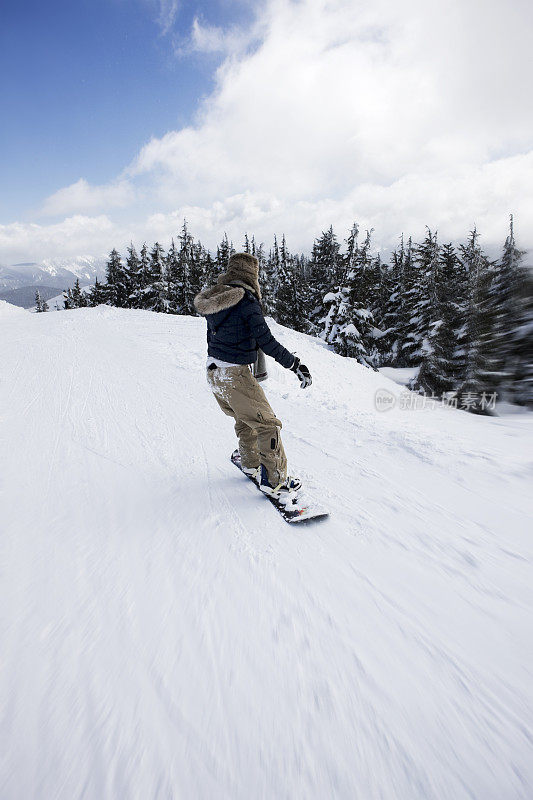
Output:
[{"xmin": 1, "ymin": 305, "xmax": 532, "ymax": 800}]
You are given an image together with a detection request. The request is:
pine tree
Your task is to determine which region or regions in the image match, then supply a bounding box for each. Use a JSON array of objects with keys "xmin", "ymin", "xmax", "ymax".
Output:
[
  {"xmin": 395, "ymin": 236, "xmax": 416, "ymax": 365},
  {"xmin": 145, "ymin": 242, "xmax": 167, "ymax": 312},
  {"xmin": 374, "ymin": 235, "xmax": 405, "ymax": 363},
  {"xmin": 71, "ymin": 278, "xmax": 87, "ymax": 308},
  {"xmin": 308, "ymin": 226, "xmax": 342, "ymax": 333},
  {"xmin": 275, "ymin": 235, "xmax": 307, "ymax": 331},
  {"xmin": 261, "ymin": 242, "xmax": 278, "ymax": 317},
  {"xmin": 510, "ymin": 268, "xmax": 533, "ymax": 406},
  {"xmin": 202, "ymin": 250, "xmax": 217, "ymax": 289},
  {"xmin": 321, "ymin": 226, "xmax": 374, "ymax": 363},
  {"xmin": 63, "ymin": 287, "xmax": 74, "ymax": 310},
  {"xmin": 216, "ymin": 233, "xmax": 232, "ymax": 273},
  {"xmin": 124, "ymin": 243, "xmax": 141, "ymax": 308},
  {"xmin": 41, "ymin": 297, "xmax": 49, "ymax": 312},
  {"xmin": 186, "ymin": 241, "xmax": 204, "ymax": 314},
  {"xmin": 491, "ymin": 215, "xmax": 529, "ymax": 398},
  {"xmin": 345, "ymin": 228, "xmax": 378, "ymax": 317},
  {"xmin": 35, "ymin": 290, "xmax": 43, "ymax": 312},
  {"xmin": 165, "ymin": 238, "xmax": 182, "ymax": 314},
  {"xmin": 403, "ymin": 228, "xmax": 439, "ymax": 367},
  {"xmin": 456, "ymin": 228, "xmax": 497, "ymax": 413},
  {"xmin": 176, "ymin": 220, "xmax": 195, "ymax": 312},
  {"xmin": 414, "ymin": 243, "xmax": 466, "ymax": 396},
  {"xmin": 138, "ymin": 243, "xmax": 152, "ymax": 308},
  {"xmin": 104, "ymin": 249, "xmax": 128, "ymax": 307},
  {"xmin": 87, "ymin": 277, "xmax": 106, "ymax": 307}
]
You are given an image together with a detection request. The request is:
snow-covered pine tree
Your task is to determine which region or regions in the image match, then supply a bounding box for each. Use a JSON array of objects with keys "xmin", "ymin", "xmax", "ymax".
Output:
[
  {"xmin": 321, "ymin": 226, "xmax": 374, "ymax": 363},
  {"xmin": 414, "ymin": 243, "xmax": 467, "ymax": 396},
  {"xmin": 71, "ymin": 282, "xmax": 80, "ymax": 307},
  {"xmin": 294, "ymin": 253, "xmax": 313, "ymax": 331},
  {"xmin": 104, "ymin": 249, "xmax": 129, "ymax": 308},
  {"xmin": 186, "ymin": 241, "xmax": 205, "ymax": 314},
  {"xmin": 145, "ymin": 242, "xmax": 167, "ymax": 313},
  {"xmin": 456, "ymin": 228, "xmax": 497, "ymax": 413},
  {"xmin": 321, "ymin": 287, "xmax": 374, "ymax": 360},
  {"xmin": 175, "ymin": 220, "xmax": 196, "ymax": 312},
  {"xmin": 394, "ymin": 236, "xmax": 417, "ymax": 366},
  {"xmin": 124, "ymin": 243, "xmax": 141, "ymax": 308},
  {"xmin": 41, "ymin": 297, "xmax": 49, "ymax": 312},
  {"xmin": 164, "ymin": 238, "xmax": 180, "ymax": 314},
  {"xmin": 257, "ymin": 241, "xmax": 277, "ymax": 318},
  {"xmin": 34, "ymin": 290, "xmax": 43, "ymax": 312},
  {"xmin": 71, "ymin": 279, "xmax": 87, "ymax": 308},
  {"xmin": 87, "ymin": 277, "xmax": 106, "ymax": 307},
  {"xmin": 353, "ymin": 229, "xmax": 381, "ymax": 364},
  {"xmin": 308, "ymin": 226, "xmax": 343, "ymax": 335},
  {"xmin": 275, "ymin": 236, "xmax": 307, "ymax": 332},
  {"xmin": 349, "ymin": 228, "xmax": 378, "ymax": 311},
  {"xmin": 63, "ymin": 287, "xmax": 74, "ymax": 310},
  {"xmin": 509, "ymin": 267, "xmax": 533, "ymax": 406},
  {"xmin": 136, "ymin": 243, "xmax": 151, "ymax": 309},
  {"xmin": 491, "ymin": 215, "xmax": 529, "ymax": 400},
  {"xmin": 403, "ymin": 228, "xmax": 439, "ymax": 370},
  {"xmin": 374, "ymin": 235, "xmax": 405, "ymax": 364},
  {"xmin": 216, "ymin": 233, "xmax": 232, "ymax": 273},
  {"xmin": 201, "ymin": 250, "xmax": 217, "ymax": 290}
]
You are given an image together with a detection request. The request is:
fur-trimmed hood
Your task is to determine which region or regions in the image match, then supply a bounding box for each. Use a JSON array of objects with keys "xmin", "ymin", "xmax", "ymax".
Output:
[
  {"xmin": 221, "ymin": 252, "xmax": 261, "ymax": 300},
  {"xmin": 194, "ymin": 251, "xmax": 262, "ymax": 316},
  {"xmin": 194, "ymin": 283, "xmax": 246, "ymax": 316}
]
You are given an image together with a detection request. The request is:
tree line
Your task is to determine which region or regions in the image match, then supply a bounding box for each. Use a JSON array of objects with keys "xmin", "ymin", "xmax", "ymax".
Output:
[{"xmin": 58, "ymin": 218, "xmax": 532, "ymax": 411}]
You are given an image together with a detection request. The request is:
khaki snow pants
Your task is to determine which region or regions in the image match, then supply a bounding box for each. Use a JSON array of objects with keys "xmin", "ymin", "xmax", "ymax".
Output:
[{"xmin": 207, "ymin": 364, "xmax": 287, "ymax": 486}]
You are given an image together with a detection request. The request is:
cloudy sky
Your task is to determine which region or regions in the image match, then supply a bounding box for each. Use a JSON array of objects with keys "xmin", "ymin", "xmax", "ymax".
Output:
[{"xmin": 1, "ymin": 0, "xmax": 532, "ymax": 263}]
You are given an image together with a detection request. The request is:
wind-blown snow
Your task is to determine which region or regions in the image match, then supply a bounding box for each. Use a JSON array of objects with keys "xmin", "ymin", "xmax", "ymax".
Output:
[{"xmin": 1, "ymin": 307, "xmax": 532, "ymax": 799}]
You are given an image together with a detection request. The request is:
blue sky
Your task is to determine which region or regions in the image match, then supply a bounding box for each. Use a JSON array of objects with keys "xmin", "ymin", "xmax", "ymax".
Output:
[
  {"xmin": 1, "ymin": 0, "xmax": 532, "ymax": 262},
  {"xmin": 0, "ymin": 0, "xmax": 250, "ymax": 220}
]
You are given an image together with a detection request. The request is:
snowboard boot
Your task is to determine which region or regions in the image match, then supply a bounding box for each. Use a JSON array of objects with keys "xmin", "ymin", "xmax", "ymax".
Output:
[
  {"xmin": 243, "ymin": 465, "xmax": 260, "ymax": 482},
  {"xmin": 258, "ymin": 464, "xmax": 302, "ymax": 500},
  {"xmin": 232, "ymin": 450, "xmax": 260, "ymax": 483}
]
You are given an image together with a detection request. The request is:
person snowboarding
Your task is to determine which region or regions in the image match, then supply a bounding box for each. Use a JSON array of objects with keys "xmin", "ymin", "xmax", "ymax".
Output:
[{"xmin": 194, "ymin": 252, "xmax": 312, "ymax": 499}]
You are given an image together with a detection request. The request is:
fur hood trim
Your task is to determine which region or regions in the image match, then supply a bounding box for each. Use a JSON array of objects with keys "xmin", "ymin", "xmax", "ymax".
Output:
[
  {"xmin": 194, "ymin": 283, "xmax": 245, "ymax": 316},
  {"xmin": 219, "ymin": 277, "xmax": 259, "ymax": 297},
  {"xmin": 219, "ymin": 252, "xmax": 262, "ymax": 300}
]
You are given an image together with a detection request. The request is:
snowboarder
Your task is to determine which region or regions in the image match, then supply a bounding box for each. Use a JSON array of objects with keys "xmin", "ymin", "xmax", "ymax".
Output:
[{"xmin": 194, "ymin": 252, "xmax": 312, "ymax": 498}]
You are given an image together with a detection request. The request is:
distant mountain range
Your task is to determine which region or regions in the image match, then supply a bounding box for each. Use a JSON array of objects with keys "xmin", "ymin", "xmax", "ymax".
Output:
[{"xmin": 0, "ymin": 256, "xmax": 106, "ymax": 307}]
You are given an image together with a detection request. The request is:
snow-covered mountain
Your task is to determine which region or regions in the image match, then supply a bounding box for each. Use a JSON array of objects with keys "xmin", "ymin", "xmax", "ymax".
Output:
[
  {"xmin": 0, "ymin": 255, "xmax": 106, "ymax": 292},
  {"xmin": 0, "ymin": 284, "xmax": 62, "ymax": 309},
  {"xmin": 1, "ymin": 301, "xmax": 532, "ymax": 799}
]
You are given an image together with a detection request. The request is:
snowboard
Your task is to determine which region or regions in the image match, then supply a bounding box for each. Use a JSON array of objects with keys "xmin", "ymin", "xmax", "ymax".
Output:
[{"xmin": 231, "ymin": 451, "xmax": 329, "ymax": 524}]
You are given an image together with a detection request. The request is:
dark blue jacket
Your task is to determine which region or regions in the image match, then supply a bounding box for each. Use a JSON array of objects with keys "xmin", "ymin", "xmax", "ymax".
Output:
[{"xmin": 206, "ymin": 291, "xmax": 294, "ymax": 368}]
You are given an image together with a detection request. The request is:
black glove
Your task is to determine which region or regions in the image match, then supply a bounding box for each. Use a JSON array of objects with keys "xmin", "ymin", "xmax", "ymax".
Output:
[{"xmin": 290, "ymin": 356, "xmax": 312, "ymax": 389}]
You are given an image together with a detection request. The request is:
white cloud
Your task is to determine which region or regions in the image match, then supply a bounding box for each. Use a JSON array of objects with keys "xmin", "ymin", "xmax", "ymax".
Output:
[
  {"xmin": 4, "ymin": 0, "xmax": 533, "ymax": 263},
  {"xmin": 175, "ymin": 17, "xmax": 261, "ymax": 56},
  {"xmin": 41, "ymin": 179, "xmax": 135, "ymax": 216},
  {"xmin": 157, "ymin": 0, "xmax": 178, "ymax": 35},
  {"xmin": 0, "ymin": 216, "xmax": 116, "ymax": 263}
]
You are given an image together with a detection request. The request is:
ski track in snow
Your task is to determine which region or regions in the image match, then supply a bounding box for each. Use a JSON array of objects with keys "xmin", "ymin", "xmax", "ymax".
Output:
[{"xmin": 1, "ymin": 302, "xmax": 532, "ymax": 800}]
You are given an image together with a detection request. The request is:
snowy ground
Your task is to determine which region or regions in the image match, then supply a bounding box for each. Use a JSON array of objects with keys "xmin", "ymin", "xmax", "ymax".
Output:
[
  {"xmin": 1, "ymin": 301, "xmax": 532, "ymax": 800},
  {"xmin": 378, "ymin": 365, "xmax": 419, "ymax": 386}
]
